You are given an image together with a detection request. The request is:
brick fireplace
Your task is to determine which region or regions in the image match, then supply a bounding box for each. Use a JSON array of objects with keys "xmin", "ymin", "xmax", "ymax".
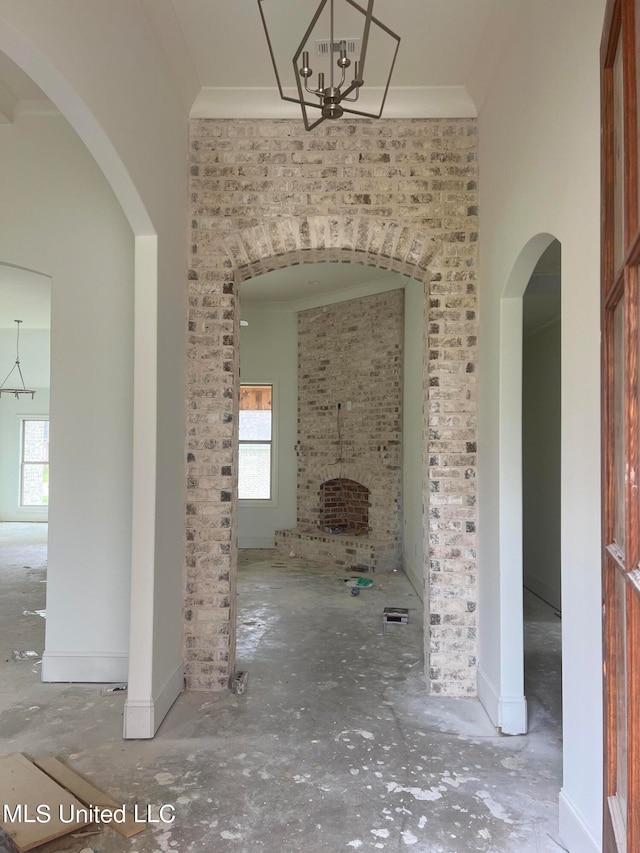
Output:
[{"xmin": 276, "ymin": 289, "xmax": 403, "ymax": 572}]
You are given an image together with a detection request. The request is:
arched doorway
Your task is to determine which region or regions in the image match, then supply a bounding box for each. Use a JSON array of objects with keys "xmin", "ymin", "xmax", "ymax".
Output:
[
  {"xmin": 0, "ymin": 16, "xmax": 184, "ymax": 739},
  {"xmin": 184, "ymin": 214, "xmax": 479, "ymax": 700},
  {"xmin": 481, "ymin": 232, "xmax": 561, "ymax": 736},
  {"xmin": 522, "ymin": 240, "xmax": 562, "ymax": 748}
]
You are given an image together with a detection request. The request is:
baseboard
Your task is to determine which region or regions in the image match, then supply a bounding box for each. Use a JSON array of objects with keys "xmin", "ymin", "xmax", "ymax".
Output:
[
  {"xmin": 41, "ymin": 651, "xmax": 128, "ymax": 683},
  {"xmin": 498, "ymin": 693, "xmax": 527, "ymax": 734},
  {"xmin": 402, "ymin": 551, "xmax": 424, "ymax": 601},
  {"xmin": 238, "ymin": 536, "xmax": 275, "ymax": 549},
  {"xmin": 559, "ymin": 789, "xmax": 601, "ymax": 853},
  {"xmin": 123, "ymin": 662, "xmax": 184, "ymax": 739},
  {"xmin": 477, "ymin": 665, "xmax": 527, "ymax": 734},
  {"xmin": 477, "ymin": 665, "xmax": 500, "ymax": 727},
  {"xmin": 0, "ymin": 510, "xmax": 48, "ymax": 522}
]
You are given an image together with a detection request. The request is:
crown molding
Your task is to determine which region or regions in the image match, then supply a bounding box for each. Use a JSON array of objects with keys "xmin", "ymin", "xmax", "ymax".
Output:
[{"xmin": 191, "ymin": 85, "xmax": 477, "ymax": 120}]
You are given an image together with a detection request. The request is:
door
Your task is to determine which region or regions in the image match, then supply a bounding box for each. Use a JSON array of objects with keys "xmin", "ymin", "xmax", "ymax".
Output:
[{"xmin": 602, "ymin": 1, "xmax": 640, "ymax": 850}]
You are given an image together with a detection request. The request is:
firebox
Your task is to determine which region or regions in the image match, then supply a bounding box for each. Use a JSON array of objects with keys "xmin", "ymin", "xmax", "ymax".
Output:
[{"xmin": 320, "ymin": 478, "xmax": 369, "ymax": 533}]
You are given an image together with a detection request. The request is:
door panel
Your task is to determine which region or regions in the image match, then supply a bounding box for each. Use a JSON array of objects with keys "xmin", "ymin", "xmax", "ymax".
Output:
[
  {"xmin": 602, "ymin": 2, "xmax": 640, "ymax": 851},
  {"xmin": 614, "ymin": 31, "xmax": 625, "ymax": 270},
  {"xmin": 613, "ymin": 297, "xmax": 626, "ymax": 553}
]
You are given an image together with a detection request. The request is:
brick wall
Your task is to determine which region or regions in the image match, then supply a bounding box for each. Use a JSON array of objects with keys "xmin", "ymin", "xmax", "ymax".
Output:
[
  {"xmin": 187, "ymin": 118, "xmax": 478, "ymax": 695},
  {"xmin": 297, "ymin": 290, "xmax": 403, "ymax": 547}
]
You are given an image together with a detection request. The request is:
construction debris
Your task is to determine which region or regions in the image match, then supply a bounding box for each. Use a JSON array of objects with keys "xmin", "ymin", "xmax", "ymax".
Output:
[
  {"xmin": 231, "ymin": 671, "xmax": 249, "ymax": 694},
  {"xmin": 344, "ymin": 577, "xmax": 374, "ymax": 596},
  {"xmin": 0, "ymin": 754, "xmax": 146, "ymax": 852},
  {"xmin": 382, "ymin": 607, "xmax": 409, "ymax": 633},
  {"xmin": 100, "ymin": 684, "xmax": 127, "ymax": 696}
]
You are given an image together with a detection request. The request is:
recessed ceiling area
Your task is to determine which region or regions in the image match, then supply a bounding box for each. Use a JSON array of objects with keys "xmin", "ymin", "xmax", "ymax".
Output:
[
  {"xmin": 0, "ymin": 2, "xmax": 522, "ymax": 123},
  {"xmin": 0, "ymin": 51, "xmax": 52, "ymax": 122},
  {"xmin": 171, "ymin": 0, "xmax": 493, "ymax": 87},
  {"xmin": 239, "ymin": 261, "xmax": 407, "ymax": 311},
  {"xmin": 138, "ymin": 0, "xmax": 521, "ymax": 119},
  {"xmin": 0, "ymin": 265, "xmax": 51, "ymax": 329},
  {"xmin": 0, "ymin": 52, "xmax": 46, "ymax": 101}
]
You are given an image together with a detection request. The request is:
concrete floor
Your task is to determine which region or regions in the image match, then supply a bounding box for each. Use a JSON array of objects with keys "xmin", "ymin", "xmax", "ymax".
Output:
[{"xmin": 0, "ymin": 523, "xmax": 565, "ymax": 853}]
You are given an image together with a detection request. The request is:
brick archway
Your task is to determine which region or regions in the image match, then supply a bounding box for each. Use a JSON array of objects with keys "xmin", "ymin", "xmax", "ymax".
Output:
[
  {"xmin": 225, "ymin": 216, "xmax": 441, "ymax": 283},
  {"xmin": 186, "ymin": 119, "xmax": 478, "ymax": 698}
]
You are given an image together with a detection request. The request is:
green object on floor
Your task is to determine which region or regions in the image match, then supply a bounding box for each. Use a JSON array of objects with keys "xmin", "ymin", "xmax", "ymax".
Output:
[{"xmin": 345, "ymin": 577, "xmax": 373, "ymax": 589}]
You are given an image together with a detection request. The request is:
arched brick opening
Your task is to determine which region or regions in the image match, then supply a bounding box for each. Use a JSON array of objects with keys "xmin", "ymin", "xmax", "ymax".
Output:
[
  {"xmin": 230, "ymin": 220, "xmax": 435, "ymax": 579},
  {"xmin": 186, "ymin": 204, "xmax": 478, "ymax": 697},
  {"xmin": 320, "ymin": 478, "xmax": 370, "ymax": 532}
]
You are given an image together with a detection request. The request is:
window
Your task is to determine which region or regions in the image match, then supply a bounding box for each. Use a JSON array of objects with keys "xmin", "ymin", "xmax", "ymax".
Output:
[
  {"xmin": 239, "ymin": 384, "xmax": 272, "ymax": 500},
  {"xmin": 21, "ymin": 419, "xmax": 49, "ymax": 507}
]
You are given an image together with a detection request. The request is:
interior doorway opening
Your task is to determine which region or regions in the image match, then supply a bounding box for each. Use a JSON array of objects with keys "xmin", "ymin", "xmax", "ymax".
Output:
[
  {"xmin": 236, "ymin": 258, "xmax": 426, "ymax": 655},
  {"xmin": 521, "ymin": 239, "xmax": 563, "ymax": 745},
  {"xmin": 0, "ymin": 263, "xmax": 51, "ymax": 685}
]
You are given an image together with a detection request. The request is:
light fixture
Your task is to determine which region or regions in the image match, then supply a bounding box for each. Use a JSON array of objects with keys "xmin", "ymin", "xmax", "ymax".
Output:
[
  {"xmin": 0, "ymin": 320, "xmax": 36, "ymax": 399},
  {"xmin": 258, "ymin": 0, "xmax": 400, "ymax": 131}
]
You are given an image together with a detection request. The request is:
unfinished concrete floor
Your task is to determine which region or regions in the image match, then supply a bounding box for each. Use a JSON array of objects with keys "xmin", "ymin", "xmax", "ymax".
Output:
[{"xmin": 0, "ymin": 523, "xmax": 564, "ymax": 853}]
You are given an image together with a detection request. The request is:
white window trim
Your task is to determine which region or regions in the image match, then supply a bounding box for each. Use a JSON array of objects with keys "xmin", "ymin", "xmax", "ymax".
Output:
[
  {"xmin": 239, "ymin": 379, "xmax": 278, "ymax": 507},
  {"xmin": 19, "ymin": 415, "xmax": 50, "ymax": 509}
]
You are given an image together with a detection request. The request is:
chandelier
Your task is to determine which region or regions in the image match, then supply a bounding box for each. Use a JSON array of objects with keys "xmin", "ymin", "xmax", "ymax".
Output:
[
  {"xmin": 258, "ymin": 0, "xmax": 400, "ymax": 131},
  {"xmin": 0, "ymin": 320, "xmax": 36, "ymax": 399}
]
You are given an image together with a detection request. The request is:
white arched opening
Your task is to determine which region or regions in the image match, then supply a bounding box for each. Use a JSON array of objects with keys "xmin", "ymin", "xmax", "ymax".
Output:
[
  {"xmin": 0, "ymin": 17, "xmax": 177, "ymax": 740},
  {"xmin": 479, "ymin": 232, "xmax": 558, "ymax": 735}
]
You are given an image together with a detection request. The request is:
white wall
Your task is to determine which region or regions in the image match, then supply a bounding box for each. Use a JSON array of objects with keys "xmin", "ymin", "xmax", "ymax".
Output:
[
  {"xmin": 0, "ymin": 112, "xmax": 134, "ymax": 681},
  {"xmin": 478, "ymin": 1, "xmax": 605, "ymax": 850},
  {"xmin": 523, "ymin": 314, "xmax": 561, "ymax": 610},
  {"xmin": 402, "ymin": 278, "xmax": 426, "ymax": 598},
  {"xmin": 0, "ymin": 328, "xmax": 50, "ymax": 521},
  {"xmin": 237, "ymin": 307, "xmax": 297, "ymax": 546},
  {"xmin": 0, "ymin": 1, "xmax": 189, "ymax": 736}
]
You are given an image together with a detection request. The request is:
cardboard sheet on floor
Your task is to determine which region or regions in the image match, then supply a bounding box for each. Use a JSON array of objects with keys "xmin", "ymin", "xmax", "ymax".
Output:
[
  {"xmin": 0, "ymin": 753, "xmax": 90, "ymax": 852},
  {"xmin": 32, "ymin": 756, "xmax": 144, "ymax": 838},
  {"xmin": 0, "ymin": 753, "xmax": 146, "ymax": 851}
]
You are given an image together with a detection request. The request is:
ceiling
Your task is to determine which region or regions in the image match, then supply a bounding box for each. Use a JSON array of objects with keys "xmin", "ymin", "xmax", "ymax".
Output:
[
  {"xmin": 139, "ymin": 0, "xmax": 519, "ymax": 118},
  {"xmin": 0, "ymin": 50, "xmax": 48, "ymax": 122},
  {"xmin": 0, "ymin": 1, "xmax": 521, "ymax": 119},
  {"xmin": 0, "ymin": 1, "xmax": 519, "ymax": 308},
  {"xmin": 240, "ymin": 262, "xmax": 406, "ymax": 309}
]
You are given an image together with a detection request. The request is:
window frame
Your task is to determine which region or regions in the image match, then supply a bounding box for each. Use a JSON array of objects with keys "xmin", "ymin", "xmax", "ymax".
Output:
[
  {"xmin": 19, "ymin": 416, "xmax": 50, "ymax": 508},
  {"xmin": 238, "ymin": 380, "xmax": 278, "ymax": 507}
]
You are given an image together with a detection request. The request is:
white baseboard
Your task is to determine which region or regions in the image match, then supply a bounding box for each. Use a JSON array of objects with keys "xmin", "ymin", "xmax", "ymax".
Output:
[
  {"xmin": 559, "ymin": 789, "xmax": 601, "ymax": 853},
  {"xmin": 0, "ymin": 510, "xmax": 48, "ymax": 522},
  {"xmin": 477, "ymin": 665, "xmax": 527, "ymax": 734},
  {"xmin": 478, "ymin": 665, "xmax": 500, "ymax": 727},
  {"xmin": 41, "ymin": 651, "xmax": 128, "ymax": 683},
  {"xmin": 238, "ymin": 537, "xmax": 275, "ymax": 549},
  {"xmin": 499, "ymin": 693, "xmax": 528, "ymax": 734},
  {"xmin": 123, "ymin": 662, "xmax": 184, "ymax": 739}
]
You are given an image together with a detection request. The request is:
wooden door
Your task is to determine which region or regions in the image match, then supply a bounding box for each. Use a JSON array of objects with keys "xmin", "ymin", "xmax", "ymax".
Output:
[{"xmin": 602, "ymin": 1, "xmax": 640, "ymax": 850}]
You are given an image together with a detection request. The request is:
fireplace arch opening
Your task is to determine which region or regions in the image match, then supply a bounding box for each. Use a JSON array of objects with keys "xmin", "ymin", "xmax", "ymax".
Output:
[{"xmin": 320, "ymin": 477, "xmax": 369, "ymax": 534}]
